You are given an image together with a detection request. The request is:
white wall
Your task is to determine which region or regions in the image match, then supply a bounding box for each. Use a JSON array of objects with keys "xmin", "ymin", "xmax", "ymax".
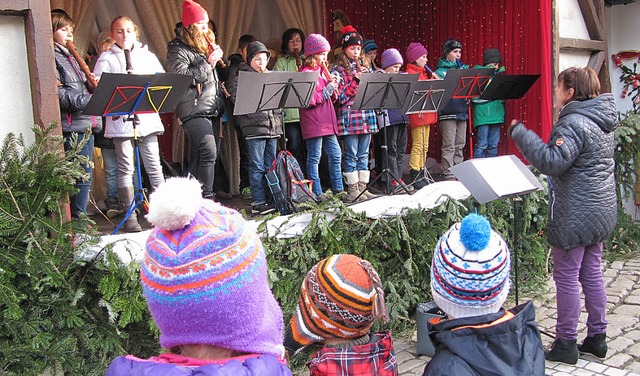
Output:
[
  {"xmin": 558, "ymin": 0, "xmax": 592, "ymax": 70},
  {"xmin": 0, "ymin": 16, "xmax": 35, "ymax": 145},
  {"xmin": 606, "ymin": 1, "xmax": 640, "ymax": 220},
  {"xmin": 606, "ymin": 1, "xmax": 640, "ymax": 114}
]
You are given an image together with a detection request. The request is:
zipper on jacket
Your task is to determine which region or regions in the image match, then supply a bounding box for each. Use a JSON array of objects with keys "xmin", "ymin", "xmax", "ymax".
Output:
[{"xmin": 550, "ymin": 189, "xmax": 555, "ymax": 220}]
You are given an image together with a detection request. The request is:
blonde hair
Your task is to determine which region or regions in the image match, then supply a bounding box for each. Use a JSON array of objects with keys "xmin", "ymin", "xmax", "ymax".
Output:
[
  {"xmin": 336, "ymin": 50, "xmax": 371, "ymax": 75},
  {"xmin": 110, "ymin": 16, "xmax": 140, "ymax": 39}
]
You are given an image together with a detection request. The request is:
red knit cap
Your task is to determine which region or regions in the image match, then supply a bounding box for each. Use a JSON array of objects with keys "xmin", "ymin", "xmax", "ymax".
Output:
[{"xmin": 182, "ymin": 0, "xmax": 208, "ymax": 27}]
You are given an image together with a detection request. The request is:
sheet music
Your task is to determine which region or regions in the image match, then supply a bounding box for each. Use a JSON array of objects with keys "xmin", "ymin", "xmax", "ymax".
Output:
[{"xmin": 470, "ymin": 156, "xmax": 536, "ymax": 197}]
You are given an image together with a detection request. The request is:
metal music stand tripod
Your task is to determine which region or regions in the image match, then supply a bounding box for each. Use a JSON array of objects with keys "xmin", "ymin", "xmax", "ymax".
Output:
[
  {"xmin": 83, "ymin": 72, "xmax": 191, "ymax": 233},
  {"xmin": 351, "ymin": 72, "xmax": 418, "ymax": 198}
]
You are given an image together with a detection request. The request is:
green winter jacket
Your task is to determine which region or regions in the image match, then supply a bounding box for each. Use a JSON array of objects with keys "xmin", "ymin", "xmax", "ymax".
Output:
[
  {"xmin": 471, "ymin": 65, "xmax": 506, "ymax": 128},
  {"xmin": 273, "ymin": 54, "xmax": 301, "ymax": 123}
]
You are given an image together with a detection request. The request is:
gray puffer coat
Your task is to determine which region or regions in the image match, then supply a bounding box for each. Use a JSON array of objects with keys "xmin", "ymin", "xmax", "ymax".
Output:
[
  {"xmin": 511, "ymin": 93, "xmax": 618, "ymax": 249},
  {"xmin": 54, "ymin": 43, "xmax": 94, "ymax": 133},
  {"xmin": 166, "ymin": 28, "xmax": 224, "ymax": 122}
]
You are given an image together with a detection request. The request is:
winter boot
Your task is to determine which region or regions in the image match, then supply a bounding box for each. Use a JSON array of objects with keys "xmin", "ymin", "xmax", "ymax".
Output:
[
  {"xmin": 410, "ymin": 169, "xmax": 428, "ymax": 190},
  {"xmin": 118, "ymin": 186, "xmax": 142, "ymax": 233},
  {"xmin": 578, "ymin": 333, "xmax": 607, "ymax": 359},
  {"xmin": 343, "ymin": 171, "xmax": 364, "ymax": 203},
  {"xmin": 545, "ymin": 338, "xmax": 579, "ymax": 364},
  {"xmin": 357, "ymin": 170, "xmax": 378, "ymax": 199},
  {"xmin": 105, "ymin": 197, "xmax": 121, "ymax": 219}
]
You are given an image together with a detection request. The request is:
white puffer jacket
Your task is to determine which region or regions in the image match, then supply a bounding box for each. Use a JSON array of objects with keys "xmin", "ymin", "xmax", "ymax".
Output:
[{"xmin": 93, "ymin": 42, "xmax": 165, "ymax": 138}]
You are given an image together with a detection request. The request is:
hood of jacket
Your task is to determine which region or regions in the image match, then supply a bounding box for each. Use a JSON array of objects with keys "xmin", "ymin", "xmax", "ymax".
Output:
[
  {"xmin": 424, "ymin": 301, "xmax": 545, "ymax": 376},
  {"xmin": 559, "ymin": 93, "xmax": 618, "ymax": 133}
]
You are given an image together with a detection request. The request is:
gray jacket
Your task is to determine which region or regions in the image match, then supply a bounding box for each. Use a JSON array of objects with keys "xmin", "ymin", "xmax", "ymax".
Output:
[
  {"xmin": 166, "ymin": 31, "xmax": 224, "ymax": 122},
  {"xmin": 54, "ymin": 43, "xmax": 94, "ymax": 133},
  {"xmin": 511, "ymin": 93, "xmax": 618, "ymax": 249}
]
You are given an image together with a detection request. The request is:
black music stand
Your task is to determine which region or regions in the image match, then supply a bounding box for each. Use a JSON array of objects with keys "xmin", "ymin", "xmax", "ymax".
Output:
[
  {"xmin": 479, "ymin": 74, "xmax": 540, "ymax": 100},
  {"xmin": 351, "ymin": 72, "xmax": 419, "ymax": 197},
  {"xmin": 84, "ymin": 72, "xmax": 191, "ymax": 234},
  {"xmin": 444, "ymin": 68, "xmax": 495, "ymax": 99},
  {"xmin": 450, "ymin": 155, "xmax": 543, "ymax": 304},
  {"xmin": 403, "ymin": 78, "xmax": 456, "ymax": 187},
  {"xmin": 233, "ymin": 70, "xmax": 319, "ymax": 214}
]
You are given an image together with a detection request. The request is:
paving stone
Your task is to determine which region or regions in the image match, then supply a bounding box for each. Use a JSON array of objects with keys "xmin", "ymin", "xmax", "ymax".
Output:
[
  {"xmin": 606, "ymin": 314, "xmax": 639, "ymax": 337},
  {"xmin": 625, "ymin": 295, "xmax": 640, "ymax": 305},
  {"xmin": 603, "ymin": 367, "xmax": 628, "ymax": 376},
  {"xmin": 603, "ymin": 353, "xmax": 632, "ymax": 369},
  {"xmin": 624, "ymin": 330, "xmax": 640, "ymax": 342},
  {"xmin": 394, "ymin": 341, "xmax": 413, "ymax": 353},
  {"xmin": 572, "ymin": 368, "xmax": 600, "ymax": 376},
  {"xmin": 584, "ymin": 361, "xmax": 609, "ymax": 373},
  {"xmin": 398, "ymin": 358, "xmax": 426, "ymax": 373},
  {"xmin": 395, "ymin": 350, "xmax": 418, "ymax": 365},
  {"xmin": 604, "ymin": 269, "xmax": 618, "ymax": 277},
  {"xmin": 554, "ymin": 363, "xmax": 577, "ymax": 373},
  {"xmin": 629, "ymin": 363, "xmax": 640, "ymax": 374},
  {"xmin": 627, "ymin": 342, "xmax": 640, "ymax": 358},
  {"xmin": 608, "ymin": 336, "xmax": 635, "ymax": 354},
  {"xmin": 611, "ymin": 261, "xmax": 625, "ymax": 270},
  {"xmin": 614, "ymin": 305, "xmax": 640, "ymax": 318}
]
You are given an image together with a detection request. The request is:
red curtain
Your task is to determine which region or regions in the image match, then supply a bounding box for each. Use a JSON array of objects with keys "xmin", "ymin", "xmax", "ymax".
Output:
[{"xmin": 324, "ymin": 0, "xmax": 552, "ymax": 160}]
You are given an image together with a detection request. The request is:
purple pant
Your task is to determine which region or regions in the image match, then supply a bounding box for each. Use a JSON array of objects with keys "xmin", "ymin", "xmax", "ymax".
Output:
[{"xmin": 553, "ymin": 243, "xmax": 607, "ymax": 340}]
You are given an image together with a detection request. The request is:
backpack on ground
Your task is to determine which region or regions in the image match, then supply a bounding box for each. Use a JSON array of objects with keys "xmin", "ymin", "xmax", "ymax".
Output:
[{"xmin": 266, "ymin": 150, "xmax": 318, "ymax": 215}]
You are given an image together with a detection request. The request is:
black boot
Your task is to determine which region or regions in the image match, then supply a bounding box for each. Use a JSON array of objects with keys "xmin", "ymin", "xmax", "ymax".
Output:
[
  {"xmin": 410, "ymin": 169, "xmax": 427, "ymax": 190},
  {"xmin": 545, "ymin": 338, "xmax": 579, "ymax": 364},
  {"xmin": 578, "ymin": 333, "xmax": 607, "ymax": 359}
]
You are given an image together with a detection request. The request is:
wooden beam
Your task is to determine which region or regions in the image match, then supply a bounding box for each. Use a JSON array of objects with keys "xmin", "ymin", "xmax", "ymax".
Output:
[
  {"xmin": 0, "ymin": 0, "xmax": 28, "ymax": 9},
  {"xmin": 559, "ymin": 37, "xmax": 605, "ymax": 52},
  {"xmin": 596, "ymin": 0, "xmax": 611, "ymax": 93},
  {"xmin": 576, "ymin": 0, "xmax": 604, "ymax": 40},
  {"xmin": 588, "ymin": 50, "xmax": 606, "ymax": 73}
]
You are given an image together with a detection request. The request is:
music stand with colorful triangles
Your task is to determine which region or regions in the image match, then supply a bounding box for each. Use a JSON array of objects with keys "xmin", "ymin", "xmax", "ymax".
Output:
[{"xmin": 84, "ymin": 72, "xmax": 191, "ymax": 234}]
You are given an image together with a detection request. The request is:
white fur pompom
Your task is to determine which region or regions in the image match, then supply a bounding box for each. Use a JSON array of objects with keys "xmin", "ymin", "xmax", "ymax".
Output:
[{"xmin": 146, "ymin": 177, "xmax": 203, "ymax": 231}]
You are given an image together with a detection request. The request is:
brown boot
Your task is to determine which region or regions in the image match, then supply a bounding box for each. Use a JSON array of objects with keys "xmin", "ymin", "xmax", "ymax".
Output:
[
  {"xmin": 118, "ymin": 186, "xmax": 142, "ymax": 233},
  {"xmin": 357, "ymin": 170, "xmax": 378, "ymax": 199},
  {"xmin": 342, "ymin": 172, "xmax": 364, "ymax": 203}
]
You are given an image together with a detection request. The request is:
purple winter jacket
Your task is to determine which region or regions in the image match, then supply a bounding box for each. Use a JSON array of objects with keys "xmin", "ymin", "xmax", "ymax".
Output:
[
  {"xmin": 299, "ymin": 65, "xmax": 339, "ymax": 140},
  {"xmin": 106, "ymin": 353, "xmax": 293, "ymax": 376}
]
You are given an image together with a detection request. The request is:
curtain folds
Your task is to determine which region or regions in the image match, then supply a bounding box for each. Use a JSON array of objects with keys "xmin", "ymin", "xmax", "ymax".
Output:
[
  {"xmin": 203, "ymin": 0, "xmax": 257, "ymax": 59},
  {"xmin": 50, "ymin": 0, "xmax": 98, "ymax": 55},
  {"xmin": 132, "ymin": 0, "xmax": 180, "ymax": 66},
  {"xmin": 275, "ymin": 0, "xmax": 326, "ymax": 35}
]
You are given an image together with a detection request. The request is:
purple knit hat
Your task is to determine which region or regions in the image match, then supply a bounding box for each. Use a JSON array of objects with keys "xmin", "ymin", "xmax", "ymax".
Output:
[
  {"xmin": 143, "ymin": 177, "xmax": 285, "ymax": 358},
  {"xmin": 406, "ymin": 42, "xmax": 428, "ymax": 64},
  {"xmin": 304, "ymin": 33, "xmax": 330, "ymax": 56},
  {"xmin": 381, "ymin": 48, "xmax": 403, "ymax": 69}
]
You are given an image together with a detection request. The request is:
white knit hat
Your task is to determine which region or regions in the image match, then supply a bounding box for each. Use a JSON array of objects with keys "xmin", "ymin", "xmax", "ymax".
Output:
[{"xmin": 431, "ymin": 213, "xmax": 511, "ymax": 319}]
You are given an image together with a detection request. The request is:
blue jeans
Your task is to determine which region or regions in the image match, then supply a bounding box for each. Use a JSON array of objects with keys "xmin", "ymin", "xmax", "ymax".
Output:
[
  {"xmin": 101, "ymin": 148, "xmax": 118, "ymax": 199},
  {"xmin": 64, "ymin": 132, "xmax": 94, "ymax": 218},
  {"xmin": 246, "ymin": 137, "xmax": 277, "ymax": 205},
  {"xmin": 307, "ymin": 135, "xmax": 343, "ymax": 195},
  {"xmin": 473, "ymin": 124, "xmax": 501, "ymax": 158},
  {"xmin": 342, "ymin": 134, "xmax": 372, "ymax": 173}
]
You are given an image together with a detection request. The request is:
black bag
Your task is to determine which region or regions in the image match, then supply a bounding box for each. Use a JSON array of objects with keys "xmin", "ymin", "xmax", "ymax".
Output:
[{"xmin": 266, "ymin": 150, "xmax": 318, "ymax": 215}]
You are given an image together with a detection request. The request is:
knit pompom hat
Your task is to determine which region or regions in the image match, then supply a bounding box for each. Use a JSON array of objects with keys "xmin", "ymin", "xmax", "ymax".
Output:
[
  {"xmin": 381, "ymin": 48, "xmax": 403, "ymax": 69},
  {"xmin": 363, "ymin": 39, "xmax": 378, "ymax": 53},
  {"xmin": 442, "ymin": 39, "xmax": 463, "ymax": 57},
  {"xmin": 483, "ymin": 48, "xmax": 503, "ymax": 65},
  {"xmin": 143, "ymin": 177, "xmax": 285, "ymax": 358},
  {"xmin": 181, "ymin": 0, "xmax": 208, "ymax": 27},
  {"xmin": 431, "ymin": 213, "xmax": 511, "ymax": 319},
  {"xmin": 341, "ymin": 25, "xmax": 363, "ymax": 50},
  {"xmin": 405, "ymin": 42, "xmax": 428, "ymax": 64},
  {"xmin": 304, "ymin": 33, "xmax": 331, "ymax": 57},
  {"xmin": 285, "ymin": 254, "xmax": 388, "ymax": 353}
]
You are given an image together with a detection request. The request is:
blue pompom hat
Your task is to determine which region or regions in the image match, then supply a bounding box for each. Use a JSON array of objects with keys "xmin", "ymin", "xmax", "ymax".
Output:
[{"xmin": 431, "ymin": 213, "xmax": 511, "ymax": 319}]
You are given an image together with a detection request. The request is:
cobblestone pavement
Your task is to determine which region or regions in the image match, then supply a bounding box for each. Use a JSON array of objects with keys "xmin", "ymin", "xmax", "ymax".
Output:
[{"xmin": 394, "ymin": 258, "xmax": 640, "ymax": 376}]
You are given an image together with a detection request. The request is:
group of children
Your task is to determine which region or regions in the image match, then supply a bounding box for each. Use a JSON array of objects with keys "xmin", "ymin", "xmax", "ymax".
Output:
[{"xmin": 104, "ymin": 176, "xmax": 545, "ymax": 376}]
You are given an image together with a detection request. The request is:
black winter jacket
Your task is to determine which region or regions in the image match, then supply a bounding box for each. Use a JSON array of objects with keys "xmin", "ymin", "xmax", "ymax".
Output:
[
  {"xmin": 225, "ymin": 63, "xmax": 283, "ymax": 139},
  {"xmin": 511, "ymin": 94, "xmax": 618, "ymax": 249},
  {"xmin": 423, "ymin": 301, "xmax": 545, "ymax": 376},
  {"xmin": 54, "ymin": 43, "xmax": 94, "ymax": 133},
  {"xmin": 166, "ymin": 29, "xmax": 224, "ymax": 122}
]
